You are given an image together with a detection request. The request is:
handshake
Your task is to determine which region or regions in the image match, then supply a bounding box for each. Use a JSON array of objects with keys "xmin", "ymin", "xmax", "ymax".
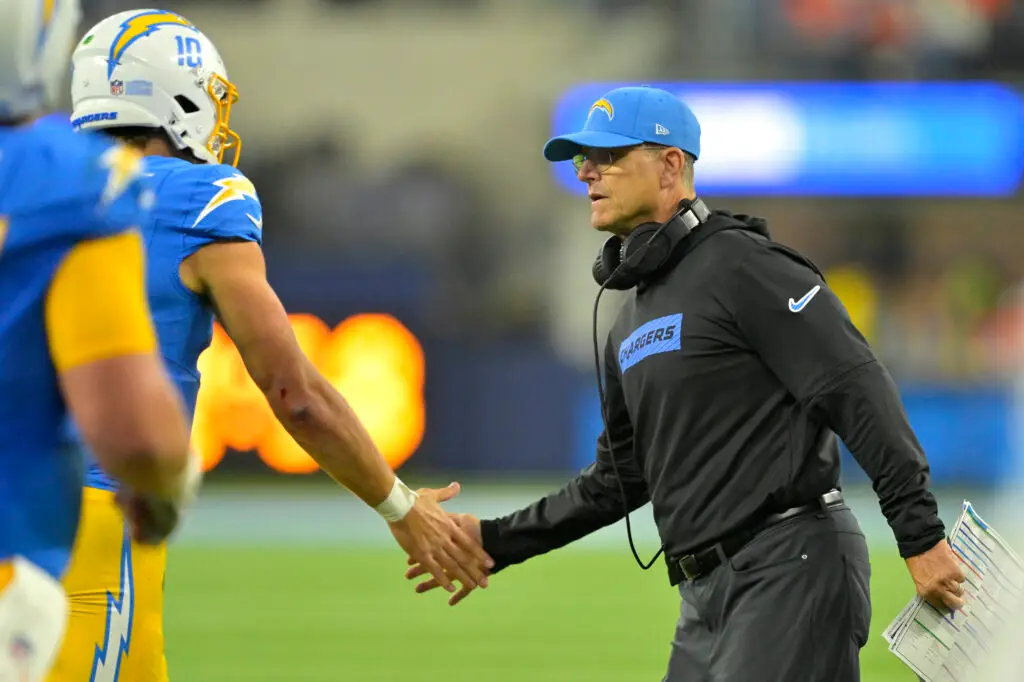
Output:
[{"xmin": 386, "ymin": 482, "xmax": 492, "ymax": 607}]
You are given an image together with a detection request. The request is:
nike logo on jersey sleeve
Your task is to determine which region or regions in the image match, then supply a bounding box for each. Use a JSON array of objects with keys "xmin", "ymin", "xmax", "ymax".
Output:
[{"xmin": 788, "ymin": 285, "xmax": 821, "ymax": 313}]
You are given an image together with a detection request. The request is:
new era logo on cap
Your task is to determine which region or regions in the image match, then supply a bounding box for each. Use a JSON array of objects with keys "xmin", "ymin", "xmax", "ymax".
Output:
[{"xmin": 543, "ymin": 85, "xmax": 701, "ymax": 162}]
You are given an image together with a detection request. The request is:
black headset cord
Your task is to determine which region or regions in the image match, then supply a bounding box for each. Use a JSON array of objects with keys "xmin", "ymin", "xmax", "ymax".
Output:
[{"xmin": 589, "ymin": 210, "xmax": 685, "ymax": 571}]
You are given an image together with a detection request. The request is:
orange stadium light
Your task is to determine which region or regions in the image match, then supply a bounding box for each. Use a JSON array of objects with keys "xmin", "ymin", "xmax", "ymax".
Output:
[{"xmin": 191, "ymin": 313, "xmax": 426, "ymax": 474}]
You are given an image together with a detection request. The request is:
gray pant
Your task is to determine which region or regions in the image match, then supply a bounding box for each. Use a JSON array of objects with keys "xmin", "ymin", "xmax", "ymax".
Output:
[{"xmin": 664, "ymin": 506, "xmax": 871, "ymax": 682}]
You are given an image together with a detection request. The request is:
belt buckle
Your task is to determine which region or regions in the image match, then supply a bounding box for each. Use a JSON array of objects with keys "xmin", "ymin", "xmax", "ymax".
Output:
[
  {"xmin": 677, "ymin": 554, "xmax": 702, "ymax": 581},
  {"xmin": 821, "ymin": 489, "xmax": 842, "ymax": 507}
]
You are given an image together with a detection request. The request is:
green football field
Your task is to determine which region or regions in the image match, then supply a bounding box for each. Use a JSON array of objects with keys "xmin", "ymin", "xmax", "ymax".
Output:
[{"xmin": 162, "ymin": 544, "xmax": 918, "ymax": 681}]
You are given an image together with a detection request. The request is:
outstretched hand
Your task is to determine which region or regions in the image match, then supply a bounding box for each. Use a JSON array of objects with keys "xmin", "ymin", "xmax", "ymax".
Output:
[
  {"xmin": 405, "ymin": 512, "xmax": 486, "ymax": 606},
  {"xmin": 388, "ymin": 484, "xmax": 492, "ymax": 598}
]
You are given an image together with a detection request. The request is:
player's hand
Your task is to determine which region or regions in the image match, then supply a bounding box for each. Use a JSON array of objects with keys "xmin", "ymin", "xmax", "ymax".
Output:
[
  {"xmin": 115, "ymin": 488, "xmax": 182, "ymax": 545},
  {"xmin": 388, "ymin": 483, "xmax": 493, "ymax": 598},
  {"xmin": 405, "ymin": 512, "xmax": 486, "ymax": 606},
  {"xmin": 905, "ymin": 538, "xmax": 967, "ymax": 611},
  {"xmin": 115, "ymin": 449, "xmax": 202, "ymax": 546}
]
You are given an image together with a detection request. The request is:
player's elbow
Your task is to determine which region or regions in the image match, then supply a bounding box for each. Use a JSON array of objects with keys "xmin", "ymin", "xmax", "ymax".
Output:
[
  {"xmin": 263, "ymin": 373, "xmax": 325, "ymax": 427},
  {"xmin": 250, "ymin": 358, "xmax": 318, "ymax": 423}
]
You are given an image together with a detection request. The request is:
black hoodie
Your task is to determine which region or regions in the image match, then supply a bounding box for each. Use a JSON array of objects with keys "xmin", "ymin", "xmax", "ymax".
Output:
[{"xmin": 480, "ymin": 210, "xmax": 946, "ymax": 580}]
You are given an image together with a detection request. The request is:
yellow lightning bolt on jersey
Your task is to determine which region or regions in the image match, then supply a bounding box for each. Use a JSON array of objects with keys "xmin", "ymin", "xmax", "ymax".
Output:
[
  {"xmin": 192, "ymin": 175, "xmax": 258, "ymax": 228},
  {"xmin": 0, "ymin": 217, "xmax": 8, "ymax": 257},
  {"xmin": 99, "ymin": 145, "xmax": 144, "ymax": 206}
]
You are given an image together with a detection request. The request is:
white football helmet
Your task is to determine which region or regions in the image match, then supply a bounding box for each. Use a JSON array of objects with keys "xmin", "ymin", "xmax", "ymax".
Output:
[
  {"xmin": 70, "ymin": 9, "xmax": 241, "ymax": 166},
  {"xmin": 0, "ymin": 0, "xmax": 82, "ymax": 120}
]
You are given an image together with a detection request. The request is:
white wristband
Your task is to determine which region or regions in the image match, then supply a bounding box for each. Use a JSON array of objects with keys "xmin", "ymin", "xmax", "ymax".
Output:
[{"xmin": 374, "ymin": 477, "xmax": 419, "ymax": 523}]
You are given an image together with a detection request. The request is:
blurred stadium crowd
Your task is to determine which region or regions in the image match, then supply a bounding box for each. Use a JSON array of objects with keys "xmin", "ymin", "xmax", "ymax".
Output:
[
  {"xmin": 70, "ymin": 0, "xmax": 1023, "ymax": 389},
  {"xmin": 40, "ymin": 5, "xmax": 1022, "ymax": 678}
]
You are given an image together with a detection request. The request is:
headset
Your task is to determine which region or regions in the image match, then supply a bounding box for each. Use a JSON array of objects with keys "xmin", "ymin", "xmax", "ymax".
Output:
[
  {"xmin": 593, "ymin": 198, "xmax": 712, "ymax": 291},
  {"xmin": 589, "ymin": 197, "xmax": 711, "ymax": 570}
]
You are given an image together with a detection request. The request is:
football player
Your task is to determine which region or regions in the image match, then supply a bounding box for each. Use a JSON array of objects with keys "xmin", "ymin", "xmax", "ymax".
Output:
[
  {"xmin": 52, "ymin": 9, "xmax": 492, "ymax": 681},
  {"xmin": 0, "ymin": 1, "xmax": 199, "ymax": 680}
]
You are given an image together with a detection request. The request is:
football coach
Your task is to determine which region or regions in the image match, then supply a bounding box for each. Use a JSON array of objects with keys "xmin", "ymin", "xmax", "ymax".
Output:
[{"xmin": 406, "ymin": 86, "xmax": 966, "ymax": 681}]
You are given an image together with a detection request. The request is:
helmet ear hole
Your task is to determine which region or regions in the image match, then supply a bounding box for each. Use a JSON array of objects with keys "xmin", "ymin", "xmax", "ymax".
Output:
[{"xmin": 174, "ymin": 95, "xmax": 199, "ymax": 114}]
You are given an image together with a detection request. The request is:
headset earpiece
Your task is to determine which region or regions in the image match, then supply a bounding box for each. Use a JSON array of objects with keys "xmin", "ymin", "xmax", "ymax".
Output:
[
  {"xmin": 591, "ymin": 198, "xmax": 711, "ymax": 291},
  {"xmin": 619, "ymin": 221, "xmax": 673, "ymax": 278},
  {"xmin": 593, "ymin": 236, "xmax": 625, "ymax": 288}
]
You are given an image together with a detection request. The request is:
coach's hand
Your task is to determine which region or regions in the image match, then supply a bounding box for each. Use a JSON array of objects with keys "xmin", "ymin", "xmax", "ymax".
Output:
[
  {"xmin": 389, "ymin": 484, "xmax": 493, "ymax": 597},
  {"xmin": 905, "ymin": 538, "xmax": 967, "ymax": 611},
  {"xmin": 406, "ymin": 513, "xmax": 486, "ymax": 606}
]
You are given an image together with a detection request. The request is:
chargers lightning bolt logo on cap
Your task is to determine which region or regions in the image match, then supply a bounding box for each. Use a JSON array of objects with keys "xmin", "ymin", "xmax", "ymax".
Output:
[
  {"xmin": 107, "ymin": 10, "xmax": 196, "ymax": 78},
  {"xmin": 588, "ymin": 98, "xmax": 614, "ymax": 122}
]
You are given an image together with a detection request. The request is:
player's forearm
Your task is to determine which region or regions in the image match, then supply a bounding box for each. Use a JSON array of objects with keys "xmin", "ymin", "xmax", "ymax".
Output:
[
  {"xmin": 265, "ymin": 368, "xmax": 395, "ymax": 507},
  {"xmin": 86, "ymin": 358, "xmax": 193, "ymax": 499},
  {"xmin": 479, "ymin": 464, "xmax": 648, "ymax": 572},
  {"xmin": 816, "ymin": 360, "xmax": 946, "ymax": 557}
]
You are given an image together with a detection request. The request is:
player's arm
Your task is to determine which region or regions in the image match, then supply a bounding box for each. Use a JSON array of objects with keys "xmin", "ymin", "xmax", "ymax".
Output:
[
  {"xmin": 479, "ymin": 337, "xmax": 649, "ymax": 573},
  {"xmin": 46, "ymin": 230, "xmax": 193, "ymax": 500},
  {"xmin": 184, "ymin": 240, "xmax": 493, "ymax": 589},
  {"xmin": 184, "ymin": 239, "xmax": 398, "ymax": 505}
]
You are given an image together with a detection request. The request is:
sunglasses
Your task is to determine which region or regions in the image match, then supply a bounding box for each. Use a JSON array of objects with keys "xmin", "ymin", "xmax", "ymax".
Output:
[{"xmin": 571, "ymin": 144, "xmax": 667, "ymax": 172}]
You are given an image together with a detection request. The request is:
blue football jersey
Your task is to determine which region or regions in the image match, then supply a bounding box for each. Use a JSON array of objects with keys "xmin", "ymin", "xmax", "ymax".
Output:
[
  {"xmin": 75, "ymin": 157, "xmax": 263, "ymax": 491},
  {"xmin": 0, "ymin": 121, "xmax": 150, "ymax": 579}
]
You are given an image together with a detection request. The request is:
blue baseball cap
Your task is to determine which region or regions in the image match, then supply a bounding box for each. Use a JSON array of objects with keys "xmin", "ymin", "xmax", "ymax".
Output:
[{"xmin": 543, "ymin": 86, "xmax": 701, "ymax": 162}]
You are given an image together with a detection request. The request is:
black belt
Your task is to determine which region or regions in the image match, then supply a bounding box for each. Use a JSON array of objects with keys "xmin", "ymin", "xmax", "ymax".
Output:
[{"xmin": 666, "ymin": 489, "xmax": 845, "ymax": 586}]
